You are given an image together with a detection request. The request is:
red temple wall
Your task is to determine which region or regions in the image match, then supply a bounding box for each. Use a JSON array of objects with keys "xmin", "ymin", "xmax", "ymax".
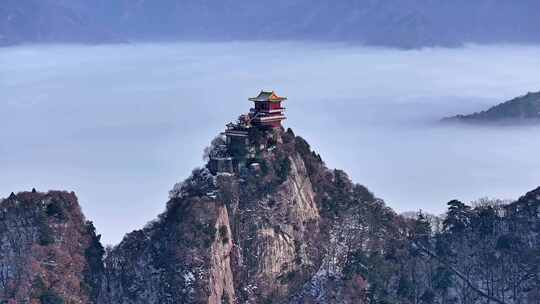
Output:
[
  {"xmin": 270, "ymin": 102, "xmax": 282, "ymax": 110},
  {"xmin": 255, "ymin": 101, "xmax": 282, "ymax": 111}
]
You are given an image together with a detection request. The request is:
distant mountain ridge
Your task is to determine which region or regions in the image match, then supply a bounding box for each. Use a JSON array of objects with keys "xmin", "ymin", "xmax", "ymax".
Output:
[
  {"xmin": 443, "ymin": 91, "xmax": 540, "ymax": 123},
  {"xmin": 0, "ymin": 0, "xmax": 119, "ymax": 46},
  {"xmin": 2, "ymin": 0, "xmax": 540, "ymax": 48}
]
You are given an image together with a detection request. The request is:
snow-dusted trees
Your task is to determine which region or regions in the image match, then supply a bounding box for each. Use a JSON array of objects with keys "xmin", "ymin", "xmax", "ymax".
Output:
[{"xmin": 203, "ymin": 135, "xmax": 227, "ymax": 161}]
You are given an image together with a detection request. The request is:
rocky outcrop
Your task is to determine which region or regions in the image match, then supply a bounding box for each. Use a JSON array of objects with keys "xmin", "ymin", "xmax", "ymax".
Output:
[
  {"xmin": 227, "ymin": 151, "xmax": 321, "ymax": 303},
  {"xmin": 0, "ymin": 191, "xmax": 103, "ymax": 303},
  {"xmin": 98, "ymin": 128, "xmax": 326, "ymax": 304},
  {"xmin": 99, "ymin": 195, "xmax": 235, "ymax": 304}
]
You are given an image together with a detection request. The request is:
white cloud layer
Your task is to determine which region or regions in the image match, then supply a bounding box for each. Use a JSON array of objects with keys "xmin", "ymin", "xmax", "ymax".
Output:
[{"xmin": 1, "ymin": 42, "xmax": 540, "ymax": 244}]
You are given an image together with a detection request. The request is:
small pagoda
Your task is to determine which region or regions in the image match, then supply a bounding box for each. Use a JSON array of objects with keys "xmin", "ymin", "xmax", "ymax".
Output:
[
  {"xmin": 223, "ymin": 90, "xmax": 288, "ymax": 142},
  {"xmin": 248, "ymin": 90, "xmax": 288, "ymax": 128}
]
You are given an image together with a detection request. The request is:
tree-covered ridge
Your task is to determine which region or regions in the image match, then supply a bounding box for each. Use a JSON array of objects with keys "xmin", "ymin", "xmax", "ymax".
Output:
[
  {"xmin": 288, "ymin": 126, "xmax": 539, "ymax": 303},
  {"xmin": 444, "ymin": 91, "xmax": 540, "ymax": 123},
  {"xmin": 344, "ymin": 194, "xmax": 540, "ymax": 304}
]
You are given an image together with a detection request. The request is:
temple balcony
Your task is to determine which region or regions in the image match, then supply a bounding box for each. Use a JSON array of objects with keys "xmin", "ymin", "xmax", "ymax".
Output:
[
  {"xmin": 252, "ymin": 115, "xmax": 286, "ymax": 122},
  {"xmin": 264, "ymin": 108, "xmax": 285, "ymax": 114}
]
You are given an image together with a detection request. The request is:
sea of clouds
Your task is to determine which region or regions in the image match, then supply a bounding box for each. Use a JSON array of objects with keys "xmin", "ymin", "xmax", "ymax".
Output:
[{"xmin": 1, "ymin": 42, "xmax": 540, "ymax": 244}]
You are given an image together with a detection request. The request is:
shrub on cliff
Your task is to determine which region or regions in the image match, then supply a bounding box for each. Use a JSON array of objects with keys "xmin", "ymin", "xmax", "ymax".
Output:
[
  {"xmin": 38, "ymin": 213, "xmax": 55, "ymax": 246},
  {"xmin": 83, "ymin": 221, "xmax": 105, "ymax": 302},
  {"xmin": 39, "ymin": 290, "xmax": 64, "ymax": 304},
  {"xmin": 45, "ymin": 201, "xmax": 67, "ymax": 221},
  {"xmin": 169, "ymin": 168, "xmax": 216, "ymax": 199}
]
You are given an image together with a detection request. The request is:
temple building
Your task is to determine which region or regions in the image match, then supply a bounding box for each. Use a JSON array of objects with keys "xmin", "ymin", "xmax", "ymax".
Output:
[
  {"xmin": 209, "ymin": 90, "xmax": 287, "ymax": 174},
  {"xmin": 248, "ymin": 90, "xmax": 288, "ymax": 128},
  {"xmin": 223, "ymin": 90, "xmax": 288, "ymax": 143}
]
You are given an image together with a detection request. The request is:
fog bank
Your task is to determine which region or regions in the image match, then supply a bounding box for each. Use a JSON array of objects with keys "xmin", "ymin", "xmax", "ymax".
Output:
[{"xmin": 1, "ymin": 42, "xmax": 540, "ymax": 244}]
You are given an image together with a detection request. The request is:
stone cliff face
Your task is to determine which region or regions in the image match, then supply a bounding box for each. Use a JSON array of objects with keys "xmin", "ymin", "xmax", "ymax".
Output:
[
  {"xmin": 226, "ymin": 151, "xmax": 321, "ymax": 303},
  {"xmin": 100, "ymin": 194, "xmax": 235, "ymax": 304},
  {"xmin": 0, "ymin": 191, "xmax": 103, "ymax": 303}
]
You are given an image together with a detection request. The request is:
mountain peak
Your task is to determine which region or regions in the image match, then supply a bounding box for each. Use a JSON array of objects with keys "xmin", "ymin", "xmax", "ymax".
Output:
[{"xmin": 0, "ymin": 190, "xmax": 103, "ymax": 303}]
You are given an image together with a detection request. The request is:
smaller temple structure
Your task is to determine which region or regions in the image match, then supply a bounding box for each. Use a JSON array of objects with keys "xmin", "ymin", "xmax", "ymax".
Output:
[
  {"xmin": 207, "ymin": 137, "xmax": 234, "ymax": 174},
  {"xmin": 223, "ymin": 114, "xmax": 250, "ymax": 147}
]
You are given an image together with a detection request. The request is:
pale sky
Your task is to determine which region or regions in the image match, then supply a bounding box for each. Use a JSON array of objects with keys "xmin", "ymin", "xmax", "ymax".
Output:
[{"xmin": 1, "ymin": 42, "xmax": 540, "ymax": 244}]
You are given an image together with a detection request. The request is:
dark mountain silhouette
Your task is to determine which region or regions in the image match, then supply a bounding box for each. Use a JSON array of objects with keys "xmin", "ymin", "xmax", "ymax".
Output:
[
  {"xmin": 443, "ymin": 91, "xmax": 540, "ymax": 124},
  {"xmin": 2, "ymin": 0, "xmax": 540, "ymax": 48}
]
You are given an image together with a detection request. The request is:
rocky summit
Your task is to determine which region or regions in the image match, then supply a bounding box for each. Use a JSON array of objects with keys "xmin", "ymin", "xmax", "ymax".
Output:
[
  {"xmin": 0, "ymin": 191, "xmax": 103, "ymax": 303},
  {"xmin": 1, "ymin": 123, "xmax": 539, "ymax": 303}
]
